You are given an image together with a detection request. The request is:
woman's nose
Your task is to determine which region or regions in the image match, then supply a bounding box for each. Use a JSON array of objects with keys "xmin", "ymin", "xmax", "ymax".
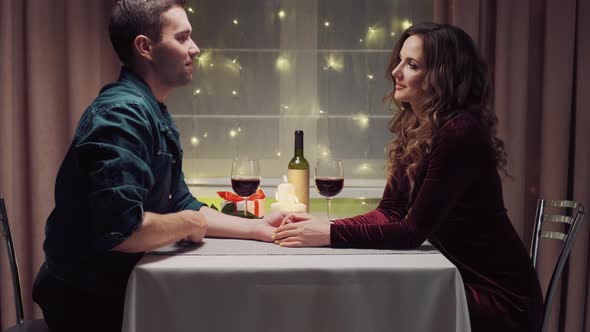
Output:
[{"xmin": 391, "ymin": 65, "xmax": 401, "ymax": 80}]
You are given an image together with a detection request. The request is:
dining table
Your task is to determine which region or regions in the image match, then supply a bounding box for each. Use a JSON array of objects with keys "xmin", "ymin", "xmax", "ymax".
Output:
[{"xmin": 122, "ymin": 237, "xmax": 471, "ymax": 332}]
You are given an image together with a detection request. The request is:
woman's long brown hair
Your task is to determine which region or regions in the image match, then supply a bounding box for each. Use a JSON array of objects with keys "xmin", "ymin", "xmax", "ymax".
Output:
[{"xmin": 384, "ymin": 23, "xmax": 507, "ymax": 194}]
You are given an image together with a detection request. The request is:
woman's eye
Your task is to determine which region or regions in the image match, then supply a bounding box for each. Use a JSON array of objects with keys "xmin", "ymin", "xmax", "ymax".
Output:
[{"xmin": 408, "ymin": 63, "xmax": 417, "ymax": 69}]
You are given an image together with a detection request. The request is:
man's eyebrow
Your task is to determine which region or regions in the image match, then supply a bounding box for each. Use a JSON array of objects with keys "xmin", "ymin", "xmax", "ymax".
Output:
[{"xmin": 175, "ymin": 29, "xmax": 191, "ymax": 36}]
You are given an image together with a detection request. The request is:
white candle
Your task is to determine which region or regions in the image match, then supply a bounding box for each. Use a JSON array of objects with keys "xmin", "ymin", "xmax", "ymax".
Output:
[{"xmin": 272, "ymin": 183, "xmax": 308, "ymax": 213}]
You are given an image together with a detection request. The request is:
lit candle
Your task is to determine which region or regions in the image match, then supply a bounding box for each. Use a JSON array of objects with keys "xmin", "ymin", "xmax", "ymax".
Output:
[{"xmin": 270, "ymin": 183, "xmax": 306, "ymax": 213}]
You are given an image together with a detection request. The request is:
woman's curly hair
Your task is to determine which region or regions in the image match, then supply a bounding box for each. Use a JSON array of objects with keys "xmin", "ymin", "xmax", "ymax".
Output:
[{"xmin": 384, "ymin": 22, "xmax": 507, "ymax": 194}]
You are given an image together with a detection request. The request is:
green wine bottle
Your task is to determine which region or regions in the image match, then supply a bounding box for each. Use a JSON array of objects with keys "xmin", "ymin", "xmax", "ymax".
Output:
[{"xmin": 287, "ymin": 130, "xmax": 310, "ymax": 211}]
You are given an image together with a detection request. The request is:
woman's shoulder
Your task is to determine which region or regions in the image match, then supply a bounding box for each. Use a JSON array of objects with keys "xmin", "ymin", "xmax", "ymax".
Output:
[{"xmin": 436, "ymin": 111, "xmax": 486, "ymax": 141}]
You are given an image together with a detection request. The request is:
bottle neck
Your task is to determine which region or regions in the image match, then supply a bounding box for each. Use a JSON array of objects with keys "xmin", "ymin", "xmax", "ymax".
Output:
[{"xmin": 294, "ymin": 132, "xmax": 304, "ymax": 156}]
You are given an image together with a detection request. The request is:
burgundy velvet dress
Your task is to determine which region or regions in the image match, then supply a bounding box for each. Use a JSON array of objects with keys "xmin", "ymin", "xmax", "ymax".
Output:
[{"xmin": 330, "ymin": 113, "xmax": 543, "ymax": 332}]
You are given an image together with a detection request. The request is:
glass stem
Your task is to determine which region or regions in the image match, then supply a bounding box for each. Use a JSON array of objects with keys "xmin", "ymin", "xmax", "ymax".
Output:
[
  {"xmin": 327, "ymin": 198, "xmax": 332, "ymax": 219},
  {"xmin": 243, "ymin": 198, "xmax": 248, "ymax": 217}
]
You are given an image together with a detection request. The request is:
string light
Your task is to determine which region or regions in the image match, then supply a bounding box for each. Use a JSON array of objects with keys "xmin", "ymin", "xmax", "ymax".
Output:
[
  {"xmin": 390, "ymin": 32, "xmax": 396, "ymax": 37},
  {"xmin": 232, "ymin": 90, "xmax": 238, "ymax": 96},
  {"xmin": 278, "ymin": 10, "xmax": 286, "ymax": 19},
  {"xmin": 367, "ymin": 74, "xmax": 374, "ymax": 80},
  {"xmin": 233, "ymin": 19, "xmax": 239, "ymax": 25},
  {"xmin": 276, "ymin": 56, "xmax": 291, "ymax": 72},
  {"xmin": 324, "ymin": 54, "xmax": 343, "ymax": 72},
  {"xmin": 190, "ymin": 136, "xmax": 200, "ymax": 146},
  {"xmin": 203, "ymin": 132, "xmax": 208, "ymax": 138},
  {"xmin": 401, "ymin": 19, "xmax": 412, "ymax": 30},
  {"xmin": 276, "ymin": 152, "xmax": 281, "ymax": 157},
  {"xmin": 324, "ymin": 21, "xmax": 330, "ymax": 28},
  {"xmin": 229, "ymin": 129, "xmax": 237, "ymax": 138},
  {"xmin": 187, "ymin": 7, "xmax": 195, "ymax": 14},
  {"xmin": 192, "ymin": 88, "xmax": 201, "ymax": 96},
  {"xmin": 352, "ymin": 113, "xmax": 369, "ymax": 129}
]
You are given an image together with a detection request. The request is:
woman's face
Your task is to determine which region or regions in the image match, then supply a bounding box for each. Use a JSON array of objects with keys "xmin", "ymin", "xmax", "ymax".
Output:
[{"xmin": 391, "ymin": 34, "xmax": 427, "ymax": 112}]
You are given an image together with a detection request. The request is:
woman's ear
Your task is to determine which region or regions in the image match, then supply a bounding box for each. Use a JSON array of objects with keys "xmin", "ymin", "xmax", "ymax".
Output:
[{"xmin": 134, "ymin": 35, "xmax": 153, "ymax": 61}]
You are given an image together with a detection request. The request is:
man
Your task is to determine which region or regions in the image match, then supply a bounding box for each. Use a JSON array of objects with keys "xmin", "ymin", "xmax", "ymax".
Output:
[{"xmin": 32, "ymin": 1, "xmax": 282, "ymax": 331}]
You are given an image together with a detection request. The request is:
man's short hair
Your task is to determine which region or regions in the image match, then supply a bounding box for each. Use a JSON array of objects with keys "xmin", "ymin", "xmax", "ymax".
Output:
[{"xmin": 109, "ymin": 0, "xmax": 187, "ymax": 66}]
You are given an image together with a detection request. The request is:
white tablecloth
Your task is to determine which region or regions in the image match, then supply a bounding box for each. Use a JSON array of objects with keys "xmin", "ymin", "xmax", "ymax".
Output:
[{"xmin": 123, "ymin": 238, "xmax": 471, "ymax": 332}]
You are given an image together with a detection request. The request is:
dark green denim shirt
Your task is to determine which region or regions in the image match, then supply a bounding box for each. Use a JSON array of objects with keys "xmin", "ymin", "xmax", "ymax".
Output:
[{"xmin": 43, "ymin": 67, "xmax": 204, "ymax": 296}]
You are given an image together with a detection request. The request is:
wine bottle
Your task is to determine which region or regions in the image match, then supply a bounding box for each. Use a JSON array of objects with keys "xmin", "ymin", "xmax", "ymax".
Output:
[{"xmin": 287, "ymin": 130, "xmax": 310, "ymax": 212}]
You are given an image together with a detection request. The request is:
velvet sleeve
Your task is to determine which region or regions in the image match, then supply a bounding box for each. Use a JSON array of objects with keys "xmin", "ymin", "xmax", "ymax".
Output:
[{"xmin": 331, "ymin": 121, "xmax": 486, "ymax": 249}]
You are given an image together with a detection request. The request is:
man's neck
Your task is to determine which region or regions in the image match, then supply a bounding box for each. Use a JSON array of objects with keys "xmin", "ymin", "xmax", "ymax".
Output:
[{"xmin": 129, "ymin": 65, "xmax": 171, "ymax": 102}]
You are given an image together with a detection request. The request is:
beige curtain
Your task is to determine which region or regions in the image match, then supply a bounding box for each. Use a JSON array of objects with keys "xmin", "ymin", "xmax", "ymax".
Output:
[
  {"xmin": 0, "ymin": 0, "xmax": 118, "ymax": 328},
  {"xmin": 436, "ymin": 0, "xmax": 590, "ymax": 331}
]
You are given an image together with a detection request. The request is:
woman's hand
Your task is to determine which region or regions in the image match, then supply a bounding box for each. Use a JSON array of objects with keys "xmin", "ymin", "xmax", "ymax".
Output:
[{"xmin": 272, "ymin": 219, "xmax": 331, "ymax": 247}]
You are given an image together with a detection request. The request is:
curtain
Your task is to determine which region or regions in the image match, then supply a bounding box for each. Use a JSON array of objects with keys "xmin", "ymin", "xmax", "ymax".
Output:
[
  {"xmin": 0, "ymin": 0, "xmax": 119, "ymax": 328},
  {"xmin": 435, "ymin": 0, "xmax": 590, "ymax": 331}
]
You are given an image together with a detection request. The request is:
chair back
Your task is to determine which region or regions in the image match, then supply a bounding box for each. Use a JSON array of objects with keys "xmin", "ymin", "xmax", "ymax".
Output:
[
  {"xmin": 530, "ymin": 199, "xmax": 585, "ymax": 332},
  {"xmin": 0, "ymin": 196, "xmax": 25, "ymax": 325}
]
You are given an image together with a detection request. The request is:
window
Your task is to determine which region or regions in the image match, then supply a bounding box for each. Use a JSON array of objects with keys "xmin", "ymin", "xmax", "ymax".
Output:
[{"xmin": 167, "ymin": 0, "xmax": 434, "ymax": 197}]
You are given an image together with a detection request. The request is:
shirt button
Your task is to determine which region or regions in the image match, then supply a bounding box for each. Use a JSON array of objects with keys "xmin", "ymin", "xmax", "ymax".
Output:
[{"xmin": 168, "ymin": 194, "xmax": 172, "ymax": 200}]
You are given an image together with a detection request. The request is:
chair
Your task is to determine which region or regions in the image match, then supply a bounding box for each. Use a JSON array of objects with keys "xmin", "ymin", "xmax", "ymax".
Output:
[
  {"xmin": 0, "ymin": 196, "xmax": 49, "ymax": 332},
  {"xmin": 530, "ymin": 199, "xmax": 585, "ymax": 332}
]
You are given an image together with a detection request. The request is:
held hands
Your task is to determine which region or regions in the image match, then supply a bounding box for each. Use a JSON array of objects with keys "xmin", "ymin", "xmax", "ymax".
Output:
[
  {"xmin": 249, "ymin": 210, "xmax": 290, "ymax": 242},
  {"xmin": 272, "ymin": 214, "xmax": 331, "ymax": 247}
]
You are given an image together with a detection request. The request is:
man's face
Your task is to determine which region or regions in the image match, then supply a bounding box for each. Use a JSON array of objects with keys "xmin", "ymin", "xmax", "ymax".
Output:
[{"xmin": 151, "ymin": 6, "xmax": 200, "ymax": 88}]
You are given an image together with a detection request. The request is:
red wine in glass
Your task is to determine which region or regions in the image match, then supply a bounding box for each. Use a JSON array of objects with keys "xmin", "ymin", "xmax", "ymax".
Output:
[
  {"xmin": 231, "ymin": 158, "xmax": 261, "ymax": 217},
  {"xmin": 315, "ymin": 177, "xmax": 344, "ymax": 197},
  {"xmin": 314, "ymin": 159, "xmax": 343, "ymax": 218},
  {"xmin": 231, "ymin": 178, "xmax": 260, "ymax": 197}
]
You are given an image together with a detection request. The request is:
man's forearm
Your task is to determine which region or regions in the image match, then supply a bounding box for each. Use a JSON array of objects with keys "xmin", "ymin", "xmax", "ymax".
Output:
[
  {"xmin": 112, "ymin": 210, "xmax": 205, "ymax": 253},
  {"xmin": 199, "ymin": 206, "xmax": 260, "ymax": 240}
]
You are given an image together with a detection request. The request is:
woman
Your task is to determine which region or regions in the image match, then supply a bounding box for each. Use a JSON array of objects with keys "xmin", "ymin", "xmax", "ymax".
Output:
[{"xmin": 273, "ymin": 23, "xmax": 543, "ymax": 332}]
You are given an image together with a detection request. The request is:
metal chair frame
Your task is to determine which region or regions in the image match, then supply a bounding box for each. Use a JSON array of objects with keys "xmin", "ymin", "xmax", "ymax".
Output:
[
  {"xmin": 530, "ymin": 198, "xmax": 585, "ymax": 332},
  {"xmin": 1, "ymin": 196, "xmax": 49, "ymax": 332},
  {"xmin": 0, "ymin": 196, "xmax": 25, "ymax": 325}
]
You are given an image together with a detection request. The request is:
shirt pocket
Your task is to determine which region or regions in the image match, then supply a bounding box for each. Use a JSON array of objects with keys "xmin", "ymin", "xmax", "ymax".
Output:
[{"xmin": 146, "ymin": 123, "xmax": 180, "ymax": 212}]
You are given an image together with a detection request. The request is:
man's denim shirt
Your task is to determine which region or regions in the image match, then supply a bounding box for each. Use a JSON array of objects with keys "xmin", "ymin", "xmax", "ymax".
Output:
[{"xmin": 43, "ymin": 67, "xmax": 205, "ymax": 295}]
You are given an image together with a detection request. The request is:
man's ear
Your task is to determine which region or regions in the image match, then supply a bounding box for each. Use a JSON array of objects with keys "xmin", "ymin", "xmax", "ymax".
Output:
[{"xmin": 134, "ymin": 35, "xmax": 153, "ymax": 61}]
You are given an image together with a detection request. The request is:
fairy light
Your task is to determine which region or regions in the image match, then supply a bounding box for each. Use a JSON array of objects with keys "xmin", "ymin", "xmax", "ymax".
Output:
[
  {"xmin": 203, "ymin": 132, "xmax": 208, "ymax": 138},
  {"xmin": 324, "ymin": 21, "xmax": 330, "ymax": 28},
  {"xmin": 276, "ymin": 56, "xmax": 291, "ymax": 72},
  {"xmin": 190, "ymin": 136, "xmax": 200, "ymax": 146},
  {"xmin": 232, "ymin": 90, "xmax": 238, "ymax": 96},
  {"xmin": 192, "ymin": 88, "xmax": 201, "ymax": 96},
  {"xmin": 233, "ymin": 19, "xmax": 239, "ymax": 25},
  {"xmin": 368, "ymin": 26, "xmax": 376, "ymax": 34},
  {"xmin": 401, "ymin": 19, "xmax": 412, "ymax": 30},
  {"xmin": 187, "ymin": 7, "xmax": 195, "ymax": 14},
  {"xmin": 324, "ymin": 54, "xmax": 343, "ymax": 72},
  {"xmin": 367, "ymin": 74, "xmax": 374, "ymax": 80},
  {"xmin": 229, "ymin": 129, "xmax": 237, "ymax": 138},
  {"xmin": 278, "ymin": 10, "xmax": 286, "ymax": 19},
  {"xmin": 276, "ymin": 152, "xmax": 281, "ymax": 157},
  {"xmin": 390, "ymin": 32, "xmax": 396, "ymax": 37}
]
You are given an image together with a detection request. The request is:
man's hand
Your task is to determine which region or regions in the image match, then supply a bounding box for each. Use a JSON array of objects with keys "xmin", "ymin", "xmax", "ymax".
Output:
[{"xmin": 279, "ymin": 212, "xmax": 313, "ymax": 226}]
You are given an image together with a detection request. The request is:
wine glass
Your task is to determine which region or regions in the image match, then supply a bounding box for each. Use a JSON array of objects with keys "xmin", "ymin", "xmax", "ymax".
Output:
[
  {"xmin": 231, "ymin": 158, "xmax": 261, "ymax": 217},
  {"xmin": 314, "ymin": 159, "xmax": 343, "ymax": 219}
]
